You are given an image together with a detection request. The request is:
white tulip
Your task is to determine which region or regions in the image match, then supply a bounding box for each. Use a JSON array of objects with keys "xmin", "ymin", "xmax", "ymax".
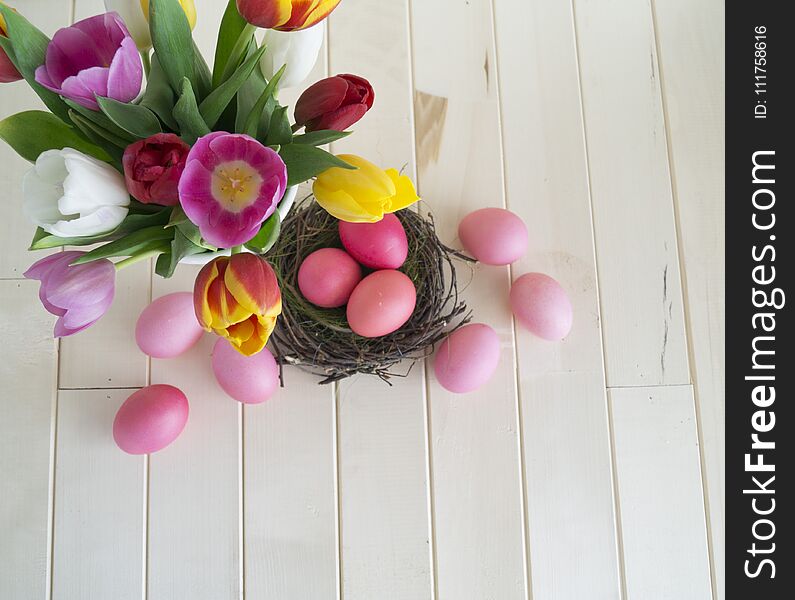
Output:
[
  {"xmin": 23, "ymin": 149, "xmax": 130, "ymax": 238},
  {"xmin": 104, "ymin": 0, "xmax": 152, "ymax": 49},
  {"xmin": 260, "ymin": 23, "xmax": 324, "ymax": 90}
]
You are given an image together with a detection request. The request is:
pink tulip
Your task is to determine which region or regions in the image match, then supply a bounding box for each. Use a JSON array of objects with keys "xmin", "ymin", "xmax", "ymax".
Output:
[
  {"xmin": 178, "ymin": 132, "xmax": 287, "ymax": 248},
  {"xmin": 34, "ymin": 12, "xmax": 142, "ymax": 110},
  {"xmin": 24, "ymin": 251, "xmax": 116, "ymax": 337}
]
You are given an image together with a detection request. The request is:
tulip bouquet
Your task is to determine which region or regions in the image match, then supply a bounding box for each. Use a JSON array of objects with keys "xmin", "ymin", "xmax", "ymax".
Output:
[{"xmin": 0, "ymin": 0, "xmax": 421, "ymax": 357}]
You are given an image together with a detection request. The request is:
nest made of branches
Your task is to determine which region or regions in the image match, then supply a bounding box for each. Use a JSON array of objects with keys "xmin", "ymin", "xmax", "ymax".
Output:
[{"xmin": 268, "ymin": 198, "xmax": 473, "ymax": 384}]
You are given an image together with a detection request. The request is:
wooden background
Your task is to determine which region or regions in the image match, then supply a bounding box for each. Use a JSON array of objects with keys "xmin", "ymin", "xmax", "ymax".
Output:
[{"xmin": 0, "ymin": 0, "xmax": 724, "ymax": 598}]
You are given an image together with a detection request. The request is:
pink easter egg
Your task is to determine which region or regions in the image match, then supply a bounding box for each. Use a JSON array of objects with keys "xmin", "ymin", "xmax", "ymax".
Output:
[
  {"xmin": 211, "ymin": 338, "xmax": 280, "ymax": 404},
  {"xmin": 339, "ymin": 213, "xmax": 409, "ymax": 269},
  {"xmin": 458, "ymin": 207, "xmax": 528, "ymax": 265},
  {"xmin": 346, "ymin": 270, "xmax": 416, "ymax": 338},
  {"xmin": 298, "ymin": 248, "xmax": 363, "ymax": 308},
  {"xmin": 135, "ymin": 292, "xmax": 205, "ymax": 358},
  {"xmin": 113, "ymin": 385, "xmax": 189, "ymax": 455},
  {"xmin": 434, "ymin": 323, "xmax": 501, "ymax": 394},
  {"xmin": 510, "ymin": 273, "xmax": 573, "ymax": 341}
]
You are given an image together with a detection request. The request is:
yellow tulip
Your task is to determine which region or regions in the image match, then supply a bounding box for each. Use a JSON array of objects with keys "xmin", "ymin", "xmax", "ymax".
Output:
[{"xmin": 313, "ymin": 155, "xmax": 420, "ymax": 223}]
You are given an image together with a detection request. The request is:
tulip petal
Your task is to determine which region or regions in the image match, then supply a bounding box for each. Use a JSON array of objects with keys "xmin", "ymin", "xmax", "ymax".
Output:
[
  {"xmin": 313, "ymin": 186, "xmax": 383, "ymax": 223},
  {"xmin": 294, "ymin": 75, "xmax": 348, "ymax": 124},
  {"xmin": 23, "ymin": 252, "xmax": 80, "ymax": 282},
  {"xmin": 312, "ymin": 103, "xmax": 368, "ymax": 133},
  {"xmin": 224, "ymin": 254, "xmax": 281, "ymax": 316},
  {"xmin": 194, "ymin": 259, "xmax": 222, "ymax": 329},
  {"xmin": 384, "ymin": 169, "xmax": 420, "ymax": 213},
  {"xmin": 107, "ymin": 36, "xmax": 143, "ymax": 103},
  {"xmin": 237, "ymin": 0, "xmax": 292, "ymax": 29},
  {"xmin": 44, "ymin": 259, "xmax": 116, "ymax": 309},
  {"xmin": 46, "ymin": 206, "xmax": 129, "ymax": 238},
  {"xmin": 61, "ymin": 287, "xmax": 114, "ymax": 330},
  {"xmin": 46, "ymin": 27, "xmax": 106, "ymax": 87}
]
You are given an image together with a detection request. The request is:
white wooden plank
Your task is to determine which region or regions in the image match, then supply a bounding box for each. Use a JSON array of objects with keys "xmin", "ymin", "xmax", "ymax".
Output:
[
  {"xmin": 0, "ymin": 0, "xmax": 72, "ymax": 278},
  {"xmin": 52, "ymin": 389, "xmax": 145, "ymax": 600},
  {"xmin": 146, "ymin": 266, "xmax": 241, "ymax": 600},
  {"xmin": 492, "ymin": 0, "xmax": 622, "ymax": 596},
  {"xmin": 244, "ymin": 370, "xmax": 337, "ymax": 600},
  {"xmin": 573, "ymin": 0, "xmax": 690, "ymax": 387},
  {"xmin": 0, "ymin": 281, "xmax": 57, "ymax": 599},
  {"xmin": 327, "ymin": 1, "xmax": 433, "ymax": 597},
  {"xmin": 244, "ymin": 26, "xmax": 339, "ymax": 600},
  {"xmin": 610, "ymin": 385, "xmax": 712, "ymax": 599},
  {"xmin": 58, "ymin": 259, "xmax": 151, "ymax": 389},
  {"xmin": 411, "ymin": 1, "xmax": 527, "ymax": 598},
  {"xmin": 651, "ymin": 1, "xmax": 725, "ymax": 596}
]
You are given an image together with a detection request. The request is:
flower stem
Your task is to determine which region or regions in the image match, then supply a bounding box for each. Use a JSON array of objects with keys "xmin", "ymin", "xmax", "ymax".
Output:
[
  {"xmin": 115, "ymin": 249, "xmax": 162, "ymax": 271},
  {"xmin": 141, "ymin": 50, "xmax": 151, "ymax": 79}
]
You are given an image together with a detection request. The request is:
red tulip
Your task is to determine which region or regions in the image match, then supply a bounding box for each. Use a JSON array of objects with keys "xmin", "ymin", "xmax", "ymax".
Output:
[
  {"xmin": 294, "ymin": 74, "xmax": 374, "ymax": 132},
  {"xmin": 0, "ymin": 11, "xmax": 22, "ymax": 83},
  {"xmin": 122, "ymin": 133, "xmax": 190, "ymax": 206}
]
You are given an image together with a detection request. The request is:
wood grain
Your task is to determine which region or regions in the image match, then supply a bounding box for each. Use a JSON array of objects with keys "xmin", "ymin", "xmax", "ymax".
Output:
[
  {"xmin": 651, "ymin": 0, "xmax": 725, "ymax": 595},
  {"xmin": 0, "ymin": 281, "xmax": 57, "ymax": 600},
  {"xmin": 52, "ymin": 389, "xmax": 145, "ymax": 600},
  {"xmin": 329, "ymin": 1, "xmax": 434, "ymax": 597},
  {"xmin": 573, "ymin": 0, "xmax": 690, "ymax": 387},
  {"xmin": 411, "ymin": 1, "xmax": 528, "ymax": 598},
  {"xmin": 492, "ymin": 0, "xmax": 623, "ymax": 596},
  {"xmin": 610, "ymin": 385, "xmax": 712, "ymax": 599}
]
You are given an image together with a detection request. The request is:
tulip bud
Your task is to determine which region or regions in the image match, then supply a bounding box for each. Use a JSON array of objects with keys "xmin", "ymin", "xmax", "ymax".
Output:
[
  {"xmin": 260, "ymin": 23, "xmax": 324, "ymax": 90},
  {"xmin": 237, "ymin": 0, "xmax": 340, "ymax": 32},
  {"xmin": 0, "ymin": 10, "xmax": 23, "ymax": 83},
  {"xmin": 294, "ymin": 74, "xmax": 374, "ymax": 132},
  {"xmin": 313, "ymin": 154, "xmax": 419, "ymax": 223},
  {"xmin": 194, "ymin": 254, "xmax": 282, "ymax": 356},
  {"xmin": 24, "ymin": 251, "xmax": 116, "ymax": 337},
  {"xmin": 123, "ymin": 133, "xmax": 190, "ymax": 206}
]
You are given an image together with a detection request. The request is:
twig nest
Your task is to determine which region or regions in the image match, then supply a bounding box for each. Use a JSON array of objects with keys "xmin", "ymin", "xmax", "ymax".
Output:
[{"xmin": 268, "ymin": 198, "xmax": 473, "ymax": 383}]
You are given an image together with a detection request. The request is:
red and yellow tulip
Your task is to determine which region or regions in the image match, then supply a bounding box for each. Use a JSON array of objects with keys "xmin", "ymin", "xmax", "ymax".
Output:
[
  {"xmin": 194, "ymin": 254, "xmax": 282, "ymax": 356},
  {"xmin": 236, "ymin": 0, "xmax": 341, "ymax": 32}
]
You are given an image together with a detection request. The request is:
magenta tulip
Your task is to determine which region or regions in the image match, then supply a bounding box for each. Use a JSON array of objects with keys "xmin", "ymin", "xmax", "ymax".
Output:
[
  {"xmin": 24, "ymin": 251, "xmax": 116, "ymax": 337},
  {"xmin": 178, "ymin": 132, "xmax": 287, "ymax": 248},
  {"xmin": 34, "ymin": 12, "xmax": 142, "ymax": 110}
]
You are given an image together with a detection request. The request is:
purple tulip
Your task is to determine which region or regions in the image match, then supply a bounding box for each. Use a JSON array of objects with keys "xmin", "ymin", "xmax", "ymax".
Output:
[
  {"xmin": 24, "ymin": 252, "xmax": 116, "ymax": 337},
  {"xmin": 34, "ymin": 13, "xmax": 142, "ymax": 110}
]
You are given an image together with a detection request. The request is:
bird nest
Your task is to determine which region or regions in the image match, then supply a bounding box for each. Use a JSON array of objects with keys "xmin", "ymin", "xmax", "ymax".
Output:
[{"xmin": 268, "ymin": 198, "xmax": 473, "ymax": 384}]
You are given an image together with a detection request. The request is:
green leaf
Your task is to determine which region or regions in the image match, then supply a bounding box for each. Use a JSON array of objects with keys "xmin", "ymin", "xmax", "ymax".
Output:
[
  {"xmin": 279, "ymin": 144, "xmax": 355, "ymax": 186},
  {"xmin": 174, "ymin": 78, "xmax": 210, "ymax": 144},
  {"xmin": 264, "ymin": 106, "xmax": 293, "ymax": 146},
  {"xmin": 97, "ymin": 97, "xmax": 162, "ymax": 139},
  {"xmin": 199, "ymin": 44, "xmax": 267, "ymax": 129},
  {"xmin": 245, "ymin": 213, "xmax": 281, "ymax": 254},
  {"xmin": 65, "ymin": 100, "xmax": 136, "ymax": 144},
  {"xmin": 213, "ymin": 0, "xmax": 248, "ymax": 88},
  {"xmin": 192, "ymin": 40, "xmax": 213, "ymax": 100},
  {"xmin": 293, "ymin": 130, "xmax": 352, "ymax": 146},
  {"xmin": 241, "ymin": 64, "xmax": 285, "ymax": 137},
  {"xmin": 141, "ymin": 54, "xmax": 179, "ymax": 130},
  {"xmin": 155, "ymin": 228, "xmax": 206, "ymax": 278},
  {"xmin": 0, "ymin": 111, "xmax": 111, "ymax": 163},
  {"xmin": 67, "ymin": 111, "xmax": 125, "ymax": 165},
  {"xmin": 29, "ymin": 210, "xmax": 171, "ymax": 250},
  {"xmin": 148, "ymin": 0, "xmax": 197, "ymax": 94},
  {"xmin": 0, "ymin": 7, "xmax": 70, "ymax": 123},
  {"xmin": 71, "ymin": 225, "xmax": 175, "ymax": 264}
]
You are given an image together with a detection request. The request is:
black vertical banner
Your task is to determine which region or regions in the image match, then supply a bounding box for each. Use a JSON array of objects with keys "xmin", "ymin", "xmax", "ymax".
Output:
[{"xmin": 726, "ymin": 3, "xmax": 792, "ymax": 598}]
